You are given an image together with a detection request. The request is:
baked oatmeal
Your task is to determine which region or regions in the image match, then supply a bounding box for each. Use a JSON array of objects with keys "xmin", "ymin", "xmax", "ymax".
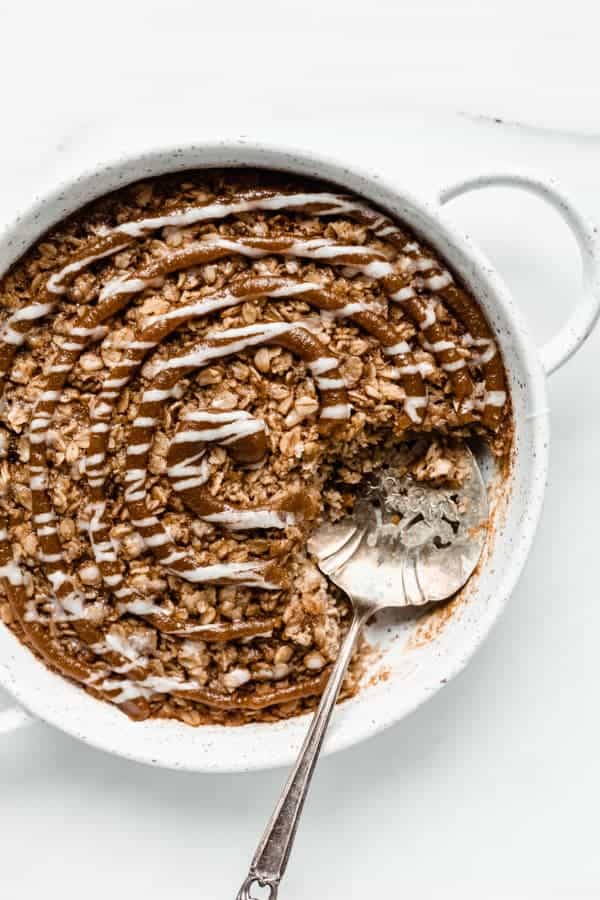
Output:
[{"xmin": 0, "ymin": 169, "xmax": 511, "ymax": 725}]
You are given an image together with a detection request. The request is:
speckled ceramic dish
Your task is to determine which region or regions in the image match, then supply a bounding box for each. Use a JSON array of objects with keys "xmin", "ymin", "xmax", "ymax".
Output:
[{"xmin": 0, "ymin": 143, "xmax": 598, "ymax": 771}]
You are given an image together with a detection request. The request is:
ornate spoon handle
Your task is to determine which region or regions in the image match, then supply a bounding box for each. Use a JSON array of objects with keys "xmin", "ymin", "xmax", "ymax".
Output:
[{"xmin": 236, "ymin": 605, "xmax": 371, "ymax": 899}]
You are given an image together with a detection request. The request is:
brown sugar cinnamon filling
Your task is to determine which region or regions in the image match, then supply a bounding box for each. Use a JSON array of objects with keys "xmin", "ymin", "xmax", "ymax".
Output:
[{"xmin": 0, "ymin": 169, "xmax": 511, "ymax": 726}]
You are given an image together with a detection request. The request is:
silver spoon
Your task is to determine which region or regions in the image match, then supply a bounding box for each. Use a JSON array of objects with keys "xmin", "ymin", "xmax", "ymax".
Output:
[{"xmin": 237, "ymin": 448, "xmax": 488, "ymax": 899}]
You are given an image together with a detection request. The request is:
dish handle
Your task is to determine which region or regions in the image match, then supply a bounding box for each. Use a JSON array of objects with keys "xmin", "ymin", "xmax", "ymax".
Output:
[
  {"xmin": 437, "ymin": 172, "xmax": 600, "ymax": 375},
  {"xmin": 0, "ymin": 704, "xmax": 34, "ymax": 736}
]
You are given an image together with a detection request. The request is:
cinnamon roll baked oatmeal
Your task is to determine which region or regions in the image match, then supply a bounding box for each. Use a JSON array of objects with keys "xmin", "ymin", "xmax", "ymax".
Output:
[{"xmin": 0, "ymin": 169, "xmax": 511, "ymax": 726}]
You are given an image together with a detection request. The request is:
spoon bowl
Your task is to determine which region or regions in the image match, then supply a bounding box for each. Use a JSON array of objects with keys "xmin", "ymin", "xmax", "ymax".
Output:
[{"xmin": 308, "ymin": 447, "xmax": 488, "ymax": 608}]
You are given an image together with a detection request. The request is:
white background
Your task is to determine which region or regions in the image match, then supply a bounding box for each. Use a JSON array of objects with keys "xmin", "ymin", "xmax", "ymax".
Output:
[{"xmin": 1, "ymin": 1, "xmax": 600, "ymax": 898}]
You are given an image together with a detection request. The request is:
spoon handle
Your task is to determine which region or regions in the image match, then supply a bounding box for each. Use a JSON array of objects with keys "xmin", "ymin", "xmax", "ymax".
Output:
[{"xmin": 236, "ymin": 604, "xmax": 371, "ymax": 900}]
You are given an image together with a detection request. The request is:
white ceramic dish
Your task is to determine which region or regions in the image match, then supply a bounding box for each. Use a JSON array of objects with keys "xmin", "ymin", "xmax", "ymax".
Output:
[{"xmin": 0, "ymin": 142, "xmax": 598, "ymax": 771}]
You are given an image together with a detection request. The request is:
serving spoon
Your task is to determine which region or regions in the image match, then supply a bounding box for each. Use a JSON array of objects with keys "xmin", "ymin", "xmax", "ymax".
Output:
[{"xmin": 237, "ymin": 448, "xmax": 488, "ymax": 899}]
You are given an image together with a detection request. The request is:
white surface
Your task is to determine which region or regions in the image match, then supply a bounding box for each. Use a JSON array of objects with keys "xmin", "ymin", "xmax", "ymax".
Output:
[{"xmin": 1, "ymin": 1, "xmax": 600, "ymax": 897}]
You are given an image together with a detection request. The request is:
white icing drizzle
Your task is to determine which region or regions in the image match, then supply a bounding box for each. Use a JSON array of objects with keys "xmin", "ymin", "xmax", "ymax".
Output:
[
  {"xmin": 140, "ymin": 389, "xmax": 174, "ymax": 403},
  {"xmin": 34, "ymin": 512, "xmax": 55, "ymax": 525},
  {"xmin": 320, "ymin": 403, "xmax": 352, "ymax": 420},
  {"xmin": 423, "ymin": 339, "xmax": 455, "ymax": 353},
  {"xmin": 46, "ymin": 244, "xmax": 129, "ymax": 294},
  {"xmin": 321, "ymin": 301, "xmax": 375, "ymax": 319},
  {"xmin": 70, "ymin": 325, "xmax": 108, "ymax": 339},
  {"xmin": 1, "ymin": 303, "xmax": 55, "ymax": 346},
  {"xmin": 127, "ymin": 443, "xmax": 152, "ymax": 456},
  {"xmin": 442, "ymin": 359, "xmax": 467, "ymax": 372},
  {"xmin": 157, "ymin": 321, "xmax": 308, "ymax": 374},
  {"xmin": 389, "ymin": 285, "xmax": 416, "ymax": 302},
  {"xmin": 421, "ymin": 302, "xmax": 437, "ymax": 329},
  {"xmin": 130, "ymin": 517, "xmax": 159, "ymax": 530},
  {"xmin": 168, "ymin": 453, "xmax": 211, "ymax": 492},
  {"xmin": 133, "ymin": 416, "xmax": 157, "ymax": 428},
  {"xmin": 96, "ymin": 674, "xmax": 203, "ymax": 703},
  {"xmin": 309, "ymin": 357, "xmax": 339, "ymax": 375},
  {"xmin": 383, "ymin": 340, "xmax": 411, "ymax": 356},
  {"xmin": 174, "ymin": 411, "xmax": 265, "ymax": 446},
  {"xmin": 98, "ymin": 276, "xmax": 159, "ymax": 303},
  {"xmin": 404, "ymin": 395, "xmax": 428, "ymax": 424},
  {"xmin": 484, "ymin": 390, "xmax": 507, "ymax": 407},
  {"xmin": 11, "ymin": 302, "xmax": 55, "ymax": 322},
  {"xmin": 463, "ymin": 334, "xmax": 498, "ymax": 365},
  {"xmin": 474, "ymin": 343, "xmax": 497, "ymax": 365},
  {"xmin": 116, "ymin": 192, "xmax": 377, "ymax": 239},
  {"xmin": 422, "ymin": 271, "xmax": 453, "ymax": 290},
  {"xmin": 0, "ymin": 559, "xmax": 23, "ymax": 586},
  {"xmin": 315, "ymin": 377, "xmax": 346, "ymax": 391},
  {"xmin": 168, "ymin": 561, "xmax": 278, "ymax": 589},
  {"xmin": 117, "ymin": 598, "xmax": 166, "ymax": 616},
  {"xmin": 413, "ymin": 257, "xmax": 438, "ymax": 272},
  {"xmin": 387, "ymin": 361, "xmax": 434, "ymax": 378},
  {"xmin": 201, "ymin": 509, "xmax": 294, "ymax": 530}
]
